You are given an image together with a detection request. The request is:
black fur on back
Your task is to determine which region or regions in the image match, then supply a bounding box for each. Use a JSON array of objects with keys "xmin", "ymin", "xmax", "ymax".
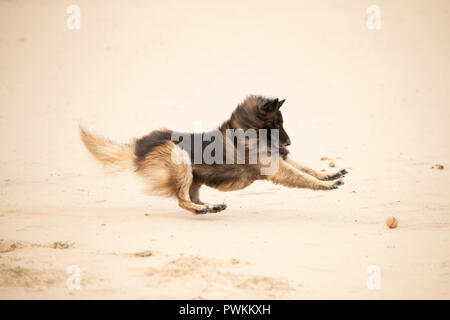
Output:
[{"xmin": 135, "ymin": 129, "xmax": 173, "ymax": 161}]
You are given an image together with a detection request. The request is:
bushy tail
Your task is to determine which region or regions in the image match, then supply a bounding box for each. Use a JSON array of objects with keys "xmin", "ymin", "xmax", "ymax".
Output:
[{"xmin": 80, "ymin": 127, "xmax": 136, "ymax": 173}]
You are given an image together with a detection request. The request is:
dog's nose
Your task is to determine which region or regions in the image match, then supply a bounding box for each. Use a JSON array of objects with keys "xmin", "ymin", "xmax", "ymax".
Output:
[{"xmin": 285, "ymin": 139, "xmax": 291, "ymax": 146}]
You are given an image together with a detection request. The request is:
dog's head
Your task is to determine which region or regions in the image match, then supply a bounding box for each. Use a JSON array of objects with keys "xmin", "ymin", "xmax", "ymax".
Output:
[
  {"xmin": 257, "ymin": 98, "xmax": 291, "ymax": 147},
  {"xmin": 229, "ymin": 96, "xmax": 291, "ymax": 148}
]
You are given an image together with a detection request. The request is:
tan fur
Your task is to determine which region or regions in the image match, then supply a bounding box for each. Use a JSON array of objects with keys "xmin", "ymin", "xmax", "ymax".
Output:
[
  {"xmin": 285, "ymin": 156, "xmax": 347, "ymax": 181},
  {"xmin": 80, "ymin": 127, "xmax": 136, "ymax": 173},
  {"xmin": 135, "ymin": 142, "xmax": 227, "ymax": 214},
  {"xmin": 80, "ymin": 128, "xmax": 227, "ymax": 214},
  {"xmin": 134, "ymin": 142, "xmax": 192, "ymax": 198},
  {"xmin": 267, "ymin": 160, "xmax": 344, "ymax": 190}
]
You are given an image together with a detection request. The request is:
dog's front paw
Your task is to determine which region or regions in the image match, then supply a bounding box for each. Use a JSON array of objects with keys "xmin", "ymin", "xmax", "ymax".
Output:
[
  {"xmin": 330, "ymin": 178, "xmax": 345, "ymax": 189},
  {"xmin": 326, "ymin": 169, "xmax": 348, "ymax": 181}
]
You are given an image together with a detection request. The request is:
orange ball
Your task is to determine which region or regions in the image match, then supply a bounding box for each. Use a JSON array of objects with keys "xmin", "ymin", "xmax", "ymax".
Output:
[{"xmin": 386, "ymin": 217, "xmax": 398, "ymax": 229}]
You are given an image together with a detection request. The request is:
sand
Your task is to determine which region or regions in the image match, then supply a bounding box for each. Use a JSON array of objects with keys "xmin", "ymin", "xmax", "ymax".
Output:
[{"xmin": 0, "ymin": 0, "xmax": 449, "ymax": 299}]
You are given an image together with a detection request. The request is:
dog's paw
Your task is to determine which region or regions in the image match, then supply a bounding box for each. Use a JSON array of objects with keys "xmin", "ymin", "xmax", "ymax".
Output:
[
  {"xmin": 326, "ymin": 169, "xmax": 348, "ymax": 181},
  {"xmin": 194, "ymin": 203, "xmax": 227, "ymax": 214},
  {"xmin": 330, "ymin": 178, "xmax": 345, "ymax": 189},
  {"xmin": 326, "ymin": 179, "xmax": 344, "ymax": 190},
  {"xmin": 194, "ymin": 208, "xmax": 209, "ymax": 215},
  {"xmin": 208, "ymin": 203, "xmax": 227, "ymax": 213}
]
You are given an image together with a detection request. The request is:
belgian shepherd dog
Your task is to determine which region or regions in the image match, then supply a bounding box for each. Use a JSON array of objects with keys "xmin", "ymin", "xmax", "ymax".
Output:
[{"xmin": 80, "ymin": 95, "xmax": 347, "ymax": 214}]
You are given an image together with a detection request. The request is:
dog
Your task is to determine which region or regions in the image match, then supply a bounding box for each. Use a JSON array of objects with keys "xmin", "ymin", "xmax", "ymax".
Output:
[{"xmin": 80, "ymin": 95, "xmax": 347, "ymax": 214}]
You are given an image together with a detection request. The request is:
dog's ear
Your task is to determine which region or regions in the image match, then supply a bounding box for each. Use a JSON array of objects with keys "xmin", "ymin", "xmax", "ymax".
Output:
[
  {"xmin": 261, "ymin": 99, "xmax": 279, "ymax": 113},
  {"xmin": 278, "ymin": 99, "xmax": 286, "ymax": 108}
]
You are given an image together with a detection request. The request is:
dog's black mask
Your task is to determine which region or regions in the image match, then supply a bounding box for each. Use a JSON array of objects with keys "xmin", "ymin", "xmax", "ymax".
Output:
[{"xmin": 258, "ymin": 98, "xmax": 291, "ymax": 148}]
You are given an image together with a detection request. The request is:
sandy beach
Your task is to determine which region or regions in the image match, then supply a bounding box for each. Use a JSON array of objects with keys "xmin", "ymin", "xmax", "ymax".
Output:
[{"xmin": 0, "ymin": 0, "xmax": 449, "ymax": 299}]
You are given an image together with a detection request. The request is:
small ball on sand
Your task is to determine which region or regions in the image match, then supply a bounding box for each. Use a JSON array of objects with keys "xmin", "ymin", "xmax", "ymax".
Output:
[{"xmin": 386, "ymin": 217, "xmax": 398, "ymax": 229}]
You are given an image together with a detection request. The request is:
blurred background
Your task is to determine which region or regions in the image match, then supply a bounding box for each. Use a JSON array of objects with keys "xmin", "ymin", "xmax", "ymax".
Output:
[{"xmin": 0, "ymin": 0, "xmax": 449, "ymax": 299}]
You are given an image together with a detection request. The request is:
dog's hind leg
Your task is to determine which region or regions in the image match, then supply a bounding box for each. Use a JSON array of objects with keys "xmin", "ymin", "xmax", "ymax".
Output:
[
  {"xmin": 178, "ymin": 186, "xmax": 227, "ymax": 214},
  {"xmin": 187, "ymin": 182, "xmax": 227, "ymax": 213},
  {"xmin": 136, "ymin": 142, "xmax": 226, "ymax": 214},
  {"xmin": 170, "ymin": 151, "xmax": 226, "ymax": 214},
  {"xmin": 267, "ymin": 160, "xmax": 344, "ymax": 190},
  {"xmin": 172, "ymin": 161, "xmax": 226, "ymax": 214},
  {"xmin": 285, "ymin": 156, "xmax": 347, "ymax": 181},
  {"xmin": 177, "ymin": 194, "xmax": 210, "ymax": 214},
  {"xmin": 189, "ymin": 182, "xmax": 204, "ymax": 204}
]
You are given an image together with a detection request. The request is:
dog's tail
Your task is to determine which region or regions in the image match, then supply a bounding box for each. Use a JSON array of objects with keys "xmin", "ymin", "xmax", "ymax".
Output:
[{"xmin": 80, "ymin": 126, "xmax": 136, "ymax": 173}]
